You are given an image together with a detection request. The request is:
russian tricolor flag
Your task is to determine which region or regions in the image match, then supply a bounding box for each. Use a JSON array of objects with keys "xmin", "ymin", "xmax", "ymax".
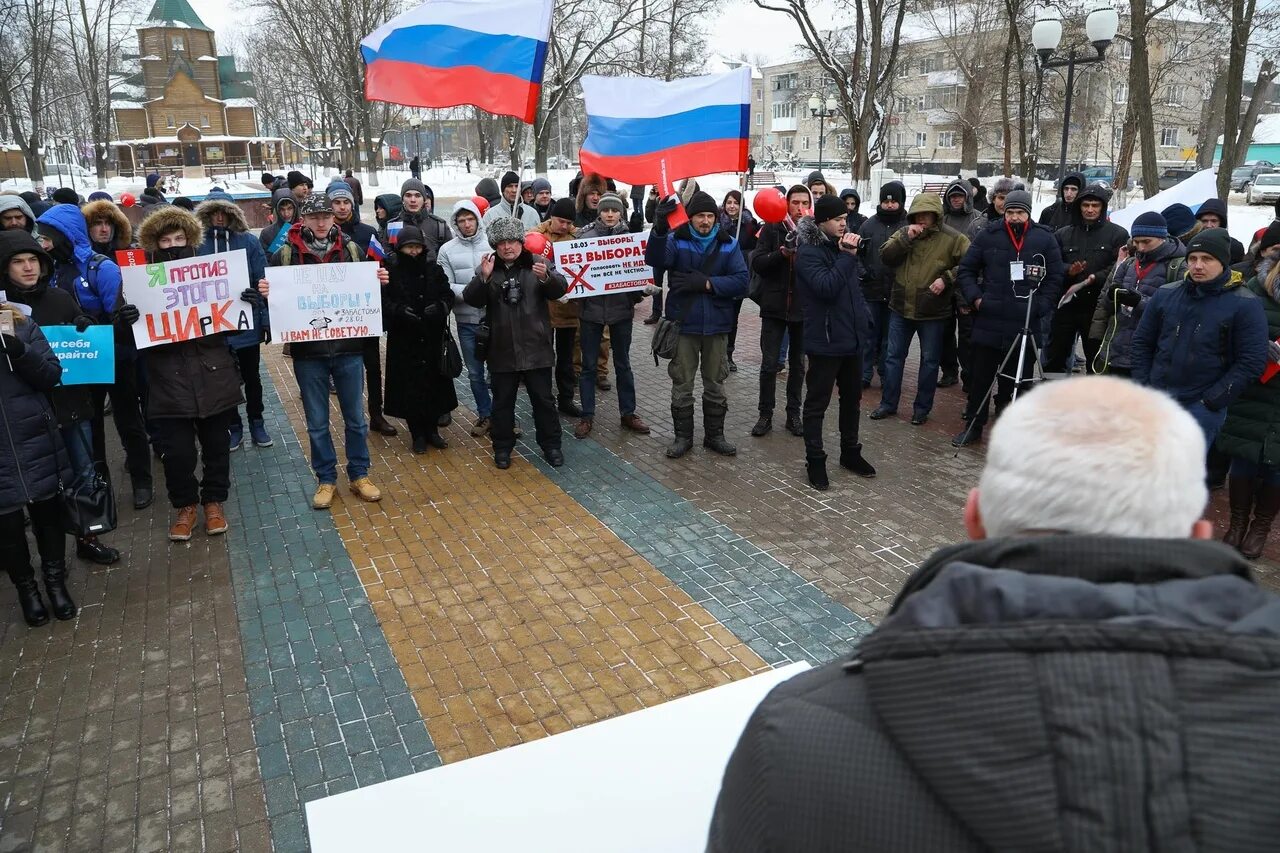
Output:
[
  {"xmin": 367, "ymin": 234, "xmax": 387, "ymax": 261},
  {"xmin": 361, "ymin": 0, "xmax": 553, "ymax": 124},
  {"xmin": 579, "ymin": 68, "xmax": 752, "ymax": 186}
]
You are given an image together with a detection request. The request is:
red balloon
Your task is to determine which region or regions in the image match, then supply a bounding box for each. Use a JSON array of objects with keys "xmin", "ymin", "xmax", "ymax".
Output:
[
  {"xmin": 120, "ymin": 192, "xmax": 136, "ymax": 208},
  {"xmin": 470, "ymin": 195, "xmax": 490, "ymax": 217},
  {"xmin": 524, "ymin": 231, "xmax": 551, "ymax": 257},
  {"xmin": 753, "ymin": 188, "xmax": 787, "ymax": 224}
]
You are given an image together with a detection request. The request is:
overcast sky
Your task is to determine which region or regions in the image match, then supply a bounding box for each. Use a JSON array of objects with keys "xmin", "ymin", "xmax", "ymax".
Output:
[{"xmin": 188, "ymin": 0, "xmax": 806, "ymax": 66}]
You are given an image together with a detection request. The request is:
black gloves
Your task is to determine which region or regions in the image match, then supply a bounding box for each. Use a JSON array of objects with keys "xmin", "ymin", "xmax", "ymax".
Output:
[
  {"xmin": 1115, "ymin": 288, "xmax": 1141, "ymax": 308},
  {"xmin": 421, "ymin": 302, "xmax": 443, "ymax": 319},
  {"xmin": 667, "ymin": 271, "xmax": 706, "ymax": 293},
  {"xmin": 784, "ymin": 229, "xmax": 798, "ymax": 252},
  {"xmin": 0, "ymin": 334, "xmax": 24, "ymax": 360},
  {"xmin": 240, "ymin": 287, "xmax": 266, "ymax": 308},
  {"xmin": 72, "ymin": 314, "xmax": 94, "ymax": 333},
  {"xmin": 651, "ymin": 198, "xmax": 679, "ymax": 236},
  {"xmin": 113, "ymin": 303, "xmax": 140, "ymax": 326},
  {"xmin": 397, "ymin": 306, "xmax": 422, "ymax": 324}
]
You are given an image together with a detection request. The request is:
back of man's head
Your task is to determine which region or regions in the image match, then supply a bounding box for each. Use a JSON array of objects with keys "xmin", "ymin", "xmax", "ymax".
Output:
[{"xmin": 975, "ymin": 376, "xmax": 1207, "ymax": 539}]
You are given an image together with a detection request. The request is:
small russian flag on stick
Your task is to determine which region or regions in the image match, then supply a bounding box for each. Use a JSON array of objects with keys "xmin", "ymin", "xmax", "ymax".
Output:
[{"xmin": 367, "ymin": 234, "xmax": 387, "ymax": 261}]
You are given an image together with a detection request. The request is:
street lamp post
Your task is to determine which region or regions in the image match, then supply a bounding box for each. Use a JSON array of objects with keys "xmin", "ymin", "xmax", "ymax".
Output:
[
  {"xmin": 1031, "ymin": 4, "xmax": 1120, "ymax": 184},
  {"xmin": 808, "ymin": 94, "xmax": 838, "ymax": 172},
  {"xmin": 409, "ymin": 116, "xmax": 423, "ymax": 165}
]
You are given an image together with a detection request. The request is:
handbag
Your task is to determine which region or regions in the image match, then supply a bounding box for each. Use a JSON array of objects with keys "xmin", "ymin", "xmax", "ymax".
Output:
[
  {"xmin": 650, "ymin": 246, "xmax": 722, "ymax": 363},
  {"xmin": 49, "ymin": 418, "xmax": 117, "ymax": 538},
  {"xmin": 440, "ymin": 315, "xmax": 463, "ymax": 378},
  {"xmin": 474, "ymin": 317, "xmax": 491, "ymax": 362}
]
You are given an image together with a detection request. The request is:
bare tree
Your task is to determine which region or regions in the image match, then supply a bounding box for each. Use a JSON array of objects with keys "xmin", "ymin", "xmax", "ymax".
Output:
[
  {"xmin": 0, "ymin": 0, "xmax": 64, "ymax": 188},
  {"xmin": 755, "ymin": 0, "xmax": 909, "ymax": 181},
  {"xmin": 63, "ymin": 0, "xmax": 137, "ymax": 187},
  {"xmin": 1212, "ymin": 0, "xmax": 1280, "ymax": 197}
]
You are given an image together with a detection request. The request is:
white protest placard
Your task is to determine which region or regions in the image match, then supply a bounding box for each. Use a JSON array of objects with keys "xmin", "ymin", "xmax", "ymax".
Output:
[
  {"xmin": 266, "ymin": 262, "xmax": 383, "ymax": 344},
  {"xmin": 552, "ymin": 233, "xmax": 654, "ymax": 300},
  {"xmin": 120, "ymin": 249, "xmax": 254, "ymax": 350}
]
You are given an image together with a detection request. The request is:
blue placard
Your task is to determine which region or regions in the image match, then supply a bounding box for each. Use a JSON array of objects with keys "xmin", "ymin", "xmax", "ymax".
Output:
[{"xmin": 41, "ymin": 325, "xmax": 115, "ymax": 385}]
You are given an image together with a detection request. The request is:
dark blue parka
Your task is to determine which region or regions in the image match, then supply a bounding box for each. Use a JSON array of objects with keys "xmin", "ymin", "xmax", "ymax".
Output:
[
  {"xmin": 644, "ymin": 223, "xmax": 748, "ymax": 336},
  {"xmin": 793, "ymin": 216, "xmax": 872, "ymax": 358},
  {"xmin": 196, "ymin": 194, "xmax": 269, "ymax": 350},
  {"xmin": 1131, "ymin": 268, "xmax": 1268, "ymax": 410},
  {"xmin": 0, "ymin": 312, "xmax": 72, "ymax": 514},
  {"xmin": 957, "ymin": 218, "xmax": 1065, "ymax": 349}
]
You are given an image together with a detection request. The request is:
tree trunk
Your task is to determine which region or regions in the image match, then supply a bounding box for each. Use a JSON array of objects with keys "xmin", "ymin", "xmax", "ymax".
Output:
[
  {"xmin": 961, "ymin": 125, "xmax": 979, "ymax": 171},
  {"xmin": 1219, "ymin": 58, "xmax": 1276, "ymax": 198},
  {"xmin": 1197, "ymin": 65, "xmax": 1228, "ymax": 170},
  {"xmin": 1127, "ymin": 0, "xmax": 1161, "ymax": 198},
  {"xmin": 1001, "ymin": 29, "xmax": 1014, "ymax": 176}
]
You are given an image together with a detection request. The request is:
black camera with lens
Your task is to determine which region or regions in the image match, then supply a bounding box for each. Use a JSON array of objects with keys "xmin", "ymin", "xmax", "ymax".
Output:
[{"xmin": 502, "ymin": 274, "xmax": 523, "ymax": 306}]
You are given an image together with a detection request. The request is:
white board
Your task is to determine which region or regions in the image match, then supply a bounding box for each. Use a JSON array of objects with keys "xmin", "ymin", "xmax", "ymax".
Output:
[{"xmin": 306, "ymin": 661, "xmax": 811, "ymax": 852}]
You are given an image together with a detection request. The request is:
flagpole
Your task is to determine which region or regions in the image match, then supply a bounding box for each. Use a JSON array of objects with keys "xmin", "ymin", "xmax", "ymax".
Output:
[{"xmin": 734, "ymin": 170, "xmax": 746, "ymax": 244}]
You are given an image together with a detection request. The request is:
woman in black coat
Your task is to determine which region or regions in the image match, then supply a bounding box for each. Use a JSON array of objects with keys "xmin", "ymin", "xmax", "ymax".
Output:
[
  {"xmin": 0, "ymin": 293, "xmax": 76, "ymax": 626},
  {"xmin": 721, "ymin": 190, "xmax": 759, "ymax": 372},
  {"xmin": 382, "ymin": 226, "xmax": 459, "ymax": 453}
]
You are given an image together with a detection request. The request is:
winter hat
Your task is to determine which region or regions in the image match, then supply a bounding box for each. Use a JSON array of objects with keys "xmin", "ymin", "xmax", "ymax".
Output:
[
  {"xmin": 879, "ymin": 181, "xmax": 906, "ymax": 206},
  {"xmin": 396, "ymin": 226, "xmax": 426, "ymax": 248},
  {"xmin": 685, "ymin": 191, "xmax": 718, "ymax": 218},
  {"xmin": 87, "ymin": 190, "xmax": 112, "ymax": 202},
  {"xmin": 531, "ymin": 177, "xmax": 553, "ymax": 195},
  {"xmin": 1259, "ymin": 220, "xmax": 1280, "ymax": 254},
  {"xmin": 1060, "ymin": 174, "xmax": 1084, "ymax": 191},
  {"xmin": 1197, "ymin": 197, "xmax": 1229, "ymax": 226},
  {"xmin": 260, "ymin": 172, "xmax": 275, "ymax": 187},
  {"xmin": 991, "ymin": 177, "xmax": 1024, "ymax": 197},
  {"xmin": 400, "ymin": 178, "xmax": 427, "ymax": 198},
  {"xmin": 813, "ymin": 194, "xmax": 846, "ymax": 224},
  {"xmin": 145, "ymin": 173, "xmax": 161, "ymax": 188},
  {"xmin": 500, "ymin": 171, "xmax": 520, "ymax": 190},
  {"xmin": 51, "ymin": 187, "xmax": 80, "ymax": 206},
  {"xmin": 968, "ymin": 177, "xmax": 983, "ymax": 191},
  {"xmin": 487, "ymin": 216, "xmax": 527, "ymax": 248},
  {"xmin": 1185, "ymin": 228, "xmax": 1233, "ymax": 270},
  {"xmin": 1003, "ymin": 190, "xmax": 1033, "ymax": 214},
  {"xmin": 549, "ymin": 197, "xmax": 576, "ymax": 221},
  {"xmin": 287, "ymin": 170, "xmax": 312, "ymax": 190},
  {"xmin": 1130, "ymin": 212, "xmax": 1168, "ymax": 239},
  {"xmin": 326, "ymin": 180, "xmax": 354, "ymax": 203},
  {"xmin": 597, "ymin": 192, "xmax": 626, "ymax": 215},
  {"xmin": 298, "ymin": 195, "xmax": 334, "ymax": 216},
  {"xmin": 946, "ymin": 182, "xmax": 970, "ymax": 200},
  {"xmin": 1160, "ymin": 203, "xmax": 1196, "ymax": 238},
  {"xmin": 475, "ymin": 177, "xmax": 501, "ymax": 204},
  {"xmin": 172, "ymin": 197, "xmax": 195, "ymax": 211}
]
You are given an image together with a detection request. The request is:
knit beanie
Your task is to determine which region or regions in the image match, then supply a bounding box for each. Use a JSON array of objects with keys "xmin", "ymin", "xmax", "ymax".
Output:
[
  {"xmin": 400, "ymin": 178, "xmax": 427, "ymax": 199},
  {"xmin": 500, "ymin": 170, "xmax": 520, "ymax": 190},
  {"xmin": 1259, "ymin": 220, "xmax": 1280, "ymax": 254},
  {"xmin": 1003, "ymin": 190, "xmax": 1033, "ymax": 214},
  {"xmin": 1130, "ymin": 211, "xmax": 1168, "ymax": 239},
  {"xmin": 813, "ymin": 194, "xmax": 846, "ymax": 224},
  {"xmin": 685, "ymin": 191, "xmax": 718, "ymax": 218},
  {"xmin": 531, "ymin": 177, "xmax": 553, "ymax": 195},
  {"xmin": 879, "ymin": 181, "xmax": 906, "ymax": 206},
  {"xmin": 597, "ymin": 192, "xmax": 626, "ymax": 215},
  {"xmin": 87, "ymin": 190, "xmax": 112, "ymax": 202},
  {"xmin": 396, "ymin": 226, "xmax": 426, "ymax": 248},
  {"xmin": 287, "ymin": 170, "xmax": 311, "ymax": 190},
  {"xmin": 1185, "ymin": 227, "xmax": 1233, "ymax": 270},
  {"xmin": 52, "ymin": 187, "xmax": 80, "ymax": 206},
  {"xmin": 487, "ymin": 216, "xmax": 527, "ymax": 248},
  {"xmin": 145, "ymin": 173, "xmax": 161, "ymax": 188},
  {"xmin": 326, "ymin": 180, "xmax": 354, "ymax": 203},
  {"xmin": 549, "ymin": 197, "xmax": 576, "ymax": 221},
  {"xmin": 1160, "ymin": 203, "xmax": 1196, "ymax": 238},
  {"xmin": 173, "ymin": 197, "xmax": 194, "ymax": 211}
]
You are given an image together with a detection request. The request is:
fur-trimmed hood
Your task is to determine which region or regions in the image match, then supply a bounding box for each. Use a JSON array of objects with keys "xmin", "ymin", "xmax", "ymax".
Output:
[
  {"xmin": 80, "ymin": 199, "xmax": 133, "ymax": 250},
  {"xmin": 195, "ymin": 197, "xmax": 249, "ymax": 234},
  {"xmin": 138, "ymin": 206, "xmax": 203, "ymax": 253},
  {"xmin": 795, "ymin": 215, "xmax": 831, "ymax": 248}
]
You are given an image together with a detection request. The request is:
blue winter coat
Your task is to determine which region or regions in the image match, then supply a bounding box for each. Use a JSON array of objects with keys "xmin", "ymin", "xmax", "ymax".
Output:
[
  {"xmin": 793, "ymin": 216, "xmax": 872, "ymax": 358},
  {"xmin": 957, "ymin": 218, "xmax": 1065, "ymax": 349},
  {"xmin": 1131, "ymin": 269, "xmax": 1269, "ymax": 410},
  {"xmin": 35, "ymin": 203, "xmax": 122, "ymax": 319},
  {"xmin": 1089, "ymin": 237, "xmax": 1186, "ymax": 372},
  {"xmin": 0, "ymin": 317, "xmax": 72, "ymax": 514},
  {"xmin": 644, "ymin": 223, "xmax": 749, "ymax": 336},
  {"xmin": 198, "ymin": 220, "xmax": 269, "ymax": 350}
]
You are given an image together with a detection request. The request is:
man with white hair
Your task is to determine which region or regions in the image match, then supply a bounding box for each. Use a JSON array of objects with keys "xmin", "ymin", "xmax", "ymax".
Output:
[{"xmin": 709, "ymin": 375, "xmax": 1280, "ymax": 851}]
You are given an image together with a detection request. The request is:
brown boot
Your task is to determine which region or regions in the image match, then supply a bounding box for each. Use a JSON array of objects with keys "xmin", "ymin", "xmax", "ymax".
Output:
[
  {"xmin": 203, "ymin": 502, "xmax": 229, "ymax": 536},
  {"xmin": 1241, "ymin": 482, "xmax": 1280, "ymax": 559},
  {"xmin": 1223, "ymin": 475, "xmax": 1257, "ymax": 550},
  {"xmin": 574, "ymin": 418, "xmax": 593, "ymax": 439},
  {"xmin": 169, "ymin": 506, "xmax": 198, "ymax": 541},
  {"xmin": 621, "ymin": 413, "xmax": 651, "ymax": 434}
]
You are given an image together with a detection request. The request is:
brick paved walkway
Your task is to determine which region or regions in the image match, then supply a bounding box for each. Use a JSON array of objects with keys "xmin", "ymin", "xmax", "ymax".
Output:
[{"xmin": 0, "ymin": 287, "xmax": 1274, "ymax": 851}]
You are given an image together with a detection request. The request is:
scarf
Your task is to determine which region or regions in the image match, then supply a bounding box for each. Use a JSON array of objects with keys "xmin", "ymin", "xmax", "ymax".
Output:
[{"xmin": 690, "ymin": 224, "xmax": 718, "ymax": 254}]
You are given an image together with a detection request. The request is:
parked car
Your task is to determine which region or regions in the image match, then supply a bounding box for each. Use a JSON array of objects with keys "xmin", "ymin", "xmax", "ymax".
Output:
[
  {"xmin": 1157, "ymin": 168, "xmax": 1199, "ymax": 191},
  {"xmin": 1054, "ymin": 166, "xmax": 1135, "ymax": 191},
  {"xmin": 1247, "ymin": 172, "xmax": 1280, "ymax": 205},
  {"xmin": 1232, "ymin": 162, "xmax": 1275, "ymax": 192}
]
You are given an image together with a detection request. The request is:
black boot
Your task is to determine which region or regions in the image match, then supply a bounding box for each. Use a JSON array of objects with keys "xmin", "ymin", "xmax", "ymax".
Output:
[
  {"xmin": 41, "ymin": 561, "xmax": 76, "ymax": 621},
  {"xmin": 666, "ymin": 405, "xmax": 694, "ymax": 458},
  {"xmin": 751, "ymin": 414, "xmax": 772, "ymax": 437},
  {"xmin": 1223, "ymin": 476, "xmax": 1257, "ymax": 550},
  {"xmin": 784, "ymin": 414, "xmax": 804, "ymax": 436},
  {"xmin": 8, "ymin": 566, "xmax": 48, "ymax": 627},
  {"xmin": 806, "ymin": 454, "xmax": 829, "ymax": 491},
  {"xmin": 76, "ymin": 536, "xmax": 120, "ymax": 565},
  {"xmin": 1242, "ymin": 482, "xmax": 1280, "ymax": 559},
  {"xmin": 702, "ymin": 402, "xmax": 737, "ymax": 456},
  {"xmin": 839, "ymin": 443, "xmax": 876, "ymax": 478}
]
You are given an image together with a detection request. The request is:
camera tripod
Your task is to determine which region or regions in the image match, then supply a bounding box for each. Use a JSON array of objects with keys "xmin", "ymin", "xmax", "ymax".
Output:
[{"xmin": 952, "ymin": 282, "xmax": 1046, "ymax": 451}]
